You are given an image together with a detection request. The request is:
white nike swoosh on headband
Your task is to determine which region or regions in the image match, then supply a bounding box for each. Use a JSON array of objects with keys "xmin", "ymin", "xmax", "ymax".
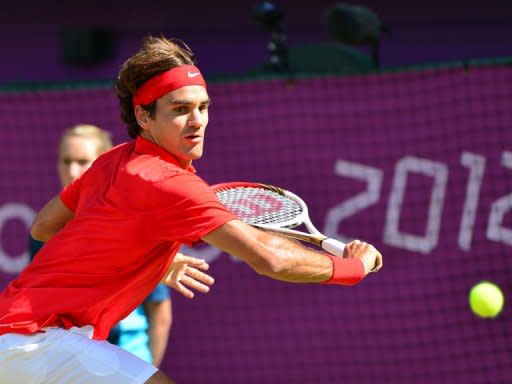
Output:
[{"xmin": 187, "ymin": 72, "xmax": 201, "ymax": 78}]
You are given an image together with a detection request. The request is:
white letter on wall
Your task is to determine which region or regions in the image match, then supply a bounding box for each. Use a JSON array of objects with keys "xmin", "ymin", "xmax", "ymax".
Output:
[
  {"xmin": 487, "ymin": 151, "xmax": 512, "ymax": 246},
  {"xmin": 0, "ymin": 203, "xmax": 36, "ymax": 273},
  {"xmin": 324, "ymin": 160, "xmax": 383, "ymax": 243},
  {"xmin": 458, "ymin": 152, "xmax": 486, "ymax": 250},
  {"xmin": 384, "ymin": 156, "xmax": 448, "ymax": 254}
]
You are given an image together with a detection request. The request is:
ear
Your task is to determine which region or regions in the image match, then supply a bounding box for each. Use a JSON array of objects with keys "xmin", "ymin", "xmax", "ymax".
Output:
[{"xmin": 134, "ymin": 105, "xmax": 151, "ymax": 129}]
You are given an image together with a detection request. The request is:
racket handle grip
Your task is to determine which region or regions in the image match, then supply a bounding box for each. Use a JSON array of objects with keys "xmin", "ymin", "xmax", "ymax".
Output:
[{"xmin": 321, "ymin": 238, "xmax": 346, "ymax": 257}]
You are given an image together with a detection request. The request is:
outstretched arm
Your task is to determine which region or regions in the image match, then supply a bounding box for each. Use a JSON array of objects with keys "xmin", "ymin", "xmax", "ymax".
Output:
[{"xmin": 202, "ymin": 219, "xmax": 382, "ymax": 285}]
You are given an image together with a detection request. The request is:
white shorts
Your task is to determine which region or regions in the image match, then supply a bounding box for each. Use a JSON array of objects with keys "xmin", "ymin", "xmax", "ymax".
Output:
[{"xmin": 0, "ymin": 325, "xmax": 158, "ymax": 384}]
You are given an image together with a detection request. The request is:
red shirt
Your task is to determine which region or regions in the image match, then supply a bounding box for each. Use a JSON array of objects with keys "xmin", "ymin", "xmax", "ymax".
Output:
[{"xmin": 0, "ymin": 137, "xmax": 237, "ymax": 339}]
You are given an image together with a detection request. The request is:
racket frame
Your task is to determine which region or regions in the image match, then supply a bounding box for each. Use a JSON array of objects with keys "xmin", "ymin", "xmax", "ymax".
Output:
[{"xmin": 212, "ymin": 182, "xmax": 346, "ymax": 256}]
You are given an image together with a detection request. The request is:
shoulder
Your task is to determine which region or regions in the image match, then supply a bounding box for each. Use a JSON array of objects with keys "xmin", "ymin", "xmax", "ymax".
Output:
[
  {"xmin": 126, "ymin": 156, "xmax": 211, "ymax": 199},
  {"xmin": 95, "ymin": 142, "xmax": 134, "ymax": 163},
  {"xmin": 126, "ymin": 154, "xmax": 187, "ymax": 181},
  {"xmin": 80, "ymin": 142, "xmax": 134, "ymax": 175}
]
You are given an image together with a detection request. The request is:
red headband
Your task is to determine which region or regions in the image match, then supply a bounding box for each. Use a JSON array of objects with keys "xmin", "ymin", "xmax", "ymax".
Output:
[{"xmin": 132, "ymin": 65, "xmax": 206, "ymax": 107}]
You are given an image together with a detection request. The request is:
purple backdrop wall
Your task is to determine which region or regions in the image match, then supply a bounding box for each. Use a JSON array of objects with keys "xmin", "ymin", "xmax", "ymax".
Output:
[{"xmin": 0, "ymin": 64, "xmax": 511, "ymax": 383}]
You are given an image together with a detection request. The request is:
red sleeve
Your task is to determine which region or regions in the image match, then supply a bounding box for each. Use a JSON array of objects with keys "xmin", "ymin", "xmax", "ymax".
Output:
[
  {"xmin": 59, "ymin": 176, "xmax": 82, "ymax": 212},
  {"xmin": 151, "ymin": 173, "xmax": 238, "ymax": 246}
]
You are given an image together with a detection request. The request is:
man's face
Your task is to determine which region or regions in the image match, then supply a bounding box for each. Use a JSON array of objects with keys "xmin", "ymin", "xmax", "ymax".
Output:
[
  {"xmin": 138, "ymin": 85, "xmax": 210, "ymax": 168},
  {"xmin": 58, "ymin": 136, "xmax": 99, "ymax": 187}
]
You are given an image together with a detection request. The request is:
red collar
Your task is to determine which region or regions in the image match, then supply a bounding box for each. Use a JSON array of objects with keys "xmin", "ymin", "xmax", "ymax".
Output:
[{"xmin": 134, "ymin": 136, "xmax": 196, "ymax": 174}]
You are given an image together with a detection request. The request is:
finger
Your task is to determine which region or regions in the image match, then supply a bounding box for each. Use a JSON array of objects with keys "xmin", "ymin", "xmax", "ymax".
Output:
[
  {"xmin": 181, "ymin": 275, "xmax": 212, "ymax": 293},
  {"xmin": 180, "ymin": 275, "xmax": 212, "ymax": 294},
  {"xmin": 176, "ymin": 255, "xmax": 210, "ymax": 270},
  {"xmin": 344, "ymin": 240, "xmax": 367, "ymax": 257},
  {"xmin": 192, "ymin": 261, "xmax": 210, "ymax": 271},
  {"xmin": 373, "ymin": 252, "xmax": 383, "ymax": 272},
  {"xmin": 186, "ymin": 267, "xmax": 215, "ymax": 285},
  {"xmin": 368, "ymin": 252, "xmax": 382, "ymax": 273},
  {"xmin": 162, "ymin": 267, "xmax": 187, "ymax": 286},
  {"xmin": 344, "ymin": 241, "xmax": 358, "ymax": 257},
  {"xmin": 173, "ymin": 281, "xmax": 195, "ymax": 299},
  {"xmin": 349, "ymin": 239, "xmax": 362, "ymax": 247}
]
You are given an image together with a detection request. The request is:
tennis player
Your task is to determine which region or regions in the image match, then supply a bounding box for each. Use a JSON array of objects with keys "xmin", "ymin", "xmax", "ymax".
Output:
[{"xmin": 0, "ymin": 36, "xmax": 382, "ymax": 384}]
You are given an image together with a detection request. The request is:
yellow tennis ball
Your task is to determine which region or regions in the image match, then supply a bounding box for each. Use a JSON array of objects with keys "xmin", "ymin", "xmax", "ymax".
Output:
[{"xmin": 469, "ymin": 281, "xmax": 504, "ymax": 318}]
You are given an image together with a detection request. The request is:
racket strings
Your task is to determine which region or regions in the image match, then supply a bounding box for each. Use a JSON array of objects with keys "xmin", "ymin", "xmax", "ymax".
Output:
[{"xmin": 216, "ymin": 187, "xmax": 303, "ymax": 227}]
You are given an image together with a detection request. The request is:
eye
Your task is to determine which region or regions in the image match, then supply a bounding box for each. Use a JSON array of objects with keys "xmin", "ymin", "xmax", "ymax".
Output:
[
  {"xmin": 199, "ymin": 104, "xmax": 209, "ymax": 113},
  {"xmin": 60, "ymin": 158, "xmax": 72, "ymax": 166},
  {"xmin": 173, "ymin": 106, "xmax": 189, "ymax": 114},
  {"xmin": 77, "ymin": 160, "xmax": 90, "ymax": 166}
]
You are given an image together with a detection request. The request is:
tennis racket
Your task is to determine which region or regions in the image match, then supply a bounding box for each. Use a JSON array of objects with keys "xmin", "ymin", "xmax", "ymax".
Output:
[{"xmin": 211, "ymin": 182, "xmax": 346, "ymax": 257}]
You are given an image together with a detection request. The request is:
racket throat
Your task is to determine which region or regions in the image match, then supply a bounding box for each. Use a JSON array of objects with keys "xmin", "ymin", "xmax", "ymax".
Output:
[{"xmin": 256, "ymin": 226, "xmax": 324, "ymax": 247}]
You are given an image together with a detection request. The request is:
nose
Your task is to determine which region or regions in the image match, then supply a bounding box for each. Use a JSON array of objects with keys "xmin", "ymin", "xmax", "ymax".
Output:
[
  {"xmin": 187, "ymin": 108, "xmax": 203, "ymax": 128},
  {"xmin": 69, "ymin": 162, "xmax": 83, "ymax": 180}
]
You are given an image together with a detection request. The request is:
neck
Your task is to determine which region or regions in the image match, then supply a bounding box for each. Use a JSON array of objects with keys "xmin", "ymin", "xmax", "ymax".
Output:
[
  {"xmin": 139, "ymin": 132, "xmax": 192, "ymax": 170},
  {"xmin": 179, "ymin": 159, "xmax": 192, "ymax": 169}
]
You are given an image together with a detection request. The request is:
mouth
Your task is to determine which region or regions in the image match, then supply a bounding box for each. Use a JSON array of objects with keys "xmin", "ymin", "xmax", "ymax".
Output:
[{"xmin": 184, "ymin": 133, "xmax": 202, "ymax": 143}]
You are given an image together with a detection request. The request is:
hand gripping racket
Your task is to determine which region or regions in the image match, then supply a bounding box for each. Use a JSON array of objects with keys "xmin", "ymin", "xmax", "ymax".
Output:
[{"xmin": 211, "ymin": 182, "xmax": 346, "ymax": 257}]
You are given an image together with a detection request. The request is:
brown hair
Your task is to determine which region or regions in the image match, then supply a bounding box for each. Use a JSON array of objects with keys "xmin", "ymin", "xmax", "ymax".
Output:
[{"xmin": 115, "ymin": 36, "xmax": 196, "ymax": 138}]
